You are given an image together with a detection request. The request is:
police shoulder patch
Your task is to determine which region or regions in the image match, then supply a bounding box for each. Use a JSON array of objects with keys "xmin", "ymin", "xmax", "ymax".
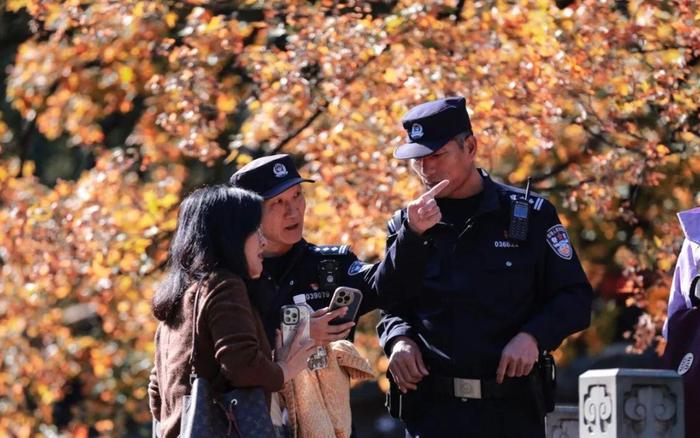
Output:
[
  {"xmin": 546, "ymin": 224, "xmax": 573, "ymax": 260},
  {"xmin": 347, "ymin": 260, "xmax": 368, "ymax": 276}
]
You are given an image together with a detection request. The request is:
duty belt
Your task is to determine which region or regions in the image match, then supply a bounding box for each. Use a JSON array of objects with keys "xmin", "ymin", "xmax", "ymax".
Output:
[{"xmin": 420, "ymin": 373, "xmax": 532, "ymax": 400}]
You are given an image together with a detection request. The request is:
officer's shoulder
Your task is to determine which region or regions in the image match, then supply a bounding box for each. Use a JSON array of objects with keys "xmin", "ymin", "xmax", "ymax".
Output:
[
  {"xmin": 494, "ymin": 181, "xmax": 551, "ymax": 213},
  {"xmin": 386, "ymin": 208, "xmax": 406, "ymax": 234},
  {"xmin": 306, "ymin": 242, "xmax": 353, "ymax": 257}
]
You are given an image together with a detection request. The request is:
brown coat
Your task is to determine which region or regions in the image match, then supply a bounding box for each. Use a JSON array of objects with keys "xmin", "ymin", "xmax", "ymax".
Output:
[{"xmin": 148, "ymin": 270, "xmax": 284, "ymax": 438}]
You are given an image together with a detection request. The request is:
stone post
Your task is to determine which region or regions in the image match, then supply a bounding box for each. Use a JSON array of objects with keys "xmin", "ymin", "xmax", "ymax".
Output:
[
  {"xmin": 578, "ymin": 368, "xmax": 684, "ymax": 438},
  {"xmin": 546, "ymin": 405, "xmax": 579, "ymax": 438}
]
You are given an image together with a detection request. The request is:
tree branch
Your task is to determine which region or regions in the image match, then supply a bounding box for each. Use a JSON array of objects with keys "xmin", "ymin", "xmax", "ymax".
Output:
[
  {"xmin": 268, "ymin": 43, "xmax": 391, "ymax": 155},
  {"xmin": 269, "ymin": 107, "xmax": 324, "ymax": 155}
]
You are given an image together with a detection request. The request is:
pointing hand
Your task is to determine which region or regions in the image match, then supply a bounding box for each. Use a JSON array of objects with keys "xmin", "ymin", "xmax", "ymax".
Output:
[{"xmin": 406, "ymin": 180, "xmax": 449, "ymax": 235}]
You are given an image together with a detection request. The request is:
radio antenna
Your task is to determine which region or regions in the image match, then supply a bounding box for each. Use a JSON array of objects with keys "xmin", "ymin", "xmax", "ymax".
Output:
[{"xmin": 525, "ymin": 177, "xmax": 531, "ymax": 199}]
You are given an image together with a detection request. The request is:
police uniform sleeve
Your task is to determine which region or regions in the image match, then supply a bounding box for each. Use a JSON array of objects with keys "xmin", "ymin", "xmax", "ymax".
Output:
[
  {"xmin": 520, "ymin": 200, "xmax": 593, "ymax": 352},
  {"xmin": 377, "ymin": 309, "xmax": 415, "ymax": 356},
  {"xmin": 339, "ymin": 251, "xmax": 382, "ymax": 316},
  {"xmin": 373, "ymin": 210, "xmax": 433, "ymax": 303}
]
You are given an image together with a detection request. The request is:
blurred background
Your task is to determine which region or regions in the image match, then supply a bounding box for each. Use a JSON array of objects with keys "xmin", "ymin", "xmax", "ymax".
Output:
[{"xmin": 1, "ymin": 0, "xmax": 699, "ymax": 436}]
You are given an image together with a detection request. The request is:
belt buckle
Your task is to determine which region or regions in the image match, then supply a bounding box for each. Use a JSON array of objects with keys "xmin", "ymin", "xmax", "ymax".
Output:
[{"xmin": 453, "ymin": 378, "xmax": 482, "ymax": 400}]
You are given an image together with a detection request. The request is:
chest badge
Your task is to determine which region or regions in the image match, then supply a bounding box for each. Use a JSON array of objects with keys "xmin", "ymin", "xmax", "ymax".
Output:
[
  {"xmin": 678, "ymin": 353, "xmax": 694, "ymax": 375},
  {"xmin": 546, "ymin": 224, "xmax": 573, "ymax": 260}
]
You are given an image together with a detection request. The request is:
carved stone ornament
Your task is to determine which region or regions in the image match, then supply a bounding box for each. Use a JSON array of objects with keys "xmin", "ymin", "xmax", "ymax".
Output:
[
  {"xmin": 582, "ymin": 384, "xmax": 613, "ymax": 434},
  {"xmin": 622, "ymin": 385, "xmax": 677, "ymax": 435}
]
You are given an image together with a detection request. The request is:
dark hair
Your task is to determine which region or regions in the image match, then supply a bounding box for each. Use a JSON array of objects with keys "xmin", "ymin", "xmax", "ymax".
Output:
[
  {"xmin": 453, "ymin": 131, "xmax": 473, "ymax": 150},
  {"xmin": 152, "ymin": 185, "xmax": 262, "ymax": 323}
]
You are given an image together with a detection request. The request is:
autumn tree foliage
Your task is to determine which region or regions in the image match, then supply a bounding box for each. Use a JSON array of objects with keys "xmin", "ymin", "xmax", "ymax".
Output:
[{"xmin": 1, "ymin": 0, "xmax": 699, "ymax": 435}]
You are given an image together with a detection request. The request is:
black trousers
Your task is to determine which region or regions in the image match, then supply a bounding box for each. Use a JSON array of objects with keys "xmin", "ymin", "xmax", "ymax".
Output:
[{"xmin": 401, "ymin": 393, "xmax": 545, "ymax": 438}]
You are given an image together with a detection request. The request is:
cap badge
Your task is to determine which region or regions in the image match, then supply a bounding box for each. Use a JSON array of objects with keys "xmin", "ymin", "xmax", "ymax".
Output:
[
  {"xmin": 410, "ymin": 123, "xmax": 424, "ymax": 139},
  {"xmin": 273, "ymin": 163, "xmax": 288, "ymax": 178}
]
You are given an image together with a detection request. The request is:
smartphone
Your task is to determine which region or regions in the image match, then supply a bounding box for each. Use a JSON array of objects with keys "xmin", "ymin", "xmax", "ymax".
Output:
[
  {"xmin": 328, "ymin": 286, "xmax": 363, "ymax": 326},
  {"xmin": 280, "ymin": 304, "xmax": 310, "ymax": 348}
]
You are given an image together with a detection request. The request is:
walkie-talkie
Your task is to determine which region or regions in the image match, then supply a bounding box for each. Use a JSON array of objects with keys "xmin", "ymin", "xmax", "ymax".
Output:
[{"xmin": 509, "ymin": 178, "xmax": 531, "ymax": 241}]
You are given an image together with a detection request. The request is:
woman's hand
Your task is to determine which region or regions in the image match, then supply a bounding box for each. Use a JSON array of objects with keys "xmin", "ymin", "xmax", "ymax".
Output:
[{"xmin": 275, "ymin": 326, "xmax": 316, "ymax": 382}]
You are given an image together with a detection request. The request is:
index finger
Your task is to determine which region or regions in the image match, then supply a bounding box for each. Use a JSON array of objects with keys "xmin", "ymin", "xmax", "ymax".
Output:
[
  {"xmin": 327, "ymin": 321, "xmax": 355, "ymax": 334},
  {"xmin": 319, "ymin": 307, "xmax": 348, "ymax": 322},
  {"xmin": 291, "ymin": 322, "xmax": 309, "ymax": 346},
  {"xmin": 421, "ymin": 179, "xmax": 449, "ymax": 200},
  {"xmin": 275, "ymin": 329, "xmax": 283, "ymax": 351},
  {"xmin": 496, "ymin": 355, "xmax": 509, "ymax": 384},
  {"xmin": 311, "ymin": 307, "xmax": 330, "ymax": 318}
]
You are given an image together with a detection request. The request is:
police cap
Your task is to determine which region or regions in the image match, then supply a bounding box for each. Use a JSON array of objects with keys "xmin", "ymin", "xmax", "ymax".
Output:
[
  {"xmin": 394, "ymin": 96, "xmax": 473, "ymax": 160},
  {"xmin": 229, "ymin": 154, "xmax": 314, "ymax": 199}
]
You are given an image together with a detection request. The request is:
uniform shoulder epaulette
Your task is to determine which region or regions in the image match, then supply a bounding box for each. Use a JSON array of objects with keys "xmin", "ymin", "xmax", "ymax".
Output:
[
  {"xmin": 387, "ymin": 209, "xmax": 405, "ymax": 234},
  {"xmin": 497, "ymin": 182, "xmax": 548, "ymax": 212},
  {"xmin": 309, "ymin": 244, "xmax": 351, "ymax": 256}
]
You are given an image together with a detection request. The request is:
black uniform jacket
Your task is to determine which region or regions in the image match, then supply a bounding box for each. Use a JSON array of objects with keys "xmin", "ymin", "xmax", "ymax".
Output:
[
  {"xmin": 249, "ymin": 239, "xmax": 380, "ymax": 345},
  {"xmin": 376, "ymin": 170, "xmax": 593, "ymax": 378}
]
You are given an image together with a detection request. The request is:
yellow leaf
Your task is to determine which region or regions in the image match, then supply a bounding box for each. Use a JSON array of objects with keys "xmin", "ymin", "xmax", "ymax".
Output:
[
  {"xmin": 615, "ymin": 81, "xmax": 630, "ymax": 96},
  {"xmin": 224, "ymin": 149, "xmax": 239, "ymax": 164},
  {"xmin": 133, "ymin": 2, "xmax": 145, "ymax": 17},
  {"xmin": 161, "ymin": 193, "xmax": 179, "ymax": 209},
  {"xmin": 165, "ymin": 12, "xmax": 178, "ymax": 28},
  {"xmin": 383, "ymin": 69, "xmax": 399, "ymax": 84},
  {"xmin": 216, "ymin": 94, "xmax": 238, "ymax": 113},
  {"xmin": 563, "ymin": 124, "xmax": 586, "ymax": 145},
  {"xmin": 350, "ymin": 112, "xmax": 364, "ymax": 123},
  {"xmin": 22, "ymin": 160, "xmax": 35, "ymax": 177},
  {"xmin": 658, "ymin": 257, "xmax": 673, "ymax": 272},
  {"xmin": 657, "ymin": 24, "xmax": 673, "ymax": 39},
  {"xmin": 656, "ymin": 144, "xmax": 669, "ymax": 156},
  {"xmin": 312, "ymin": 202, "xmax": 334, "ymax": 216},
  {"xmin": 386, "ymin": 16, "xmax": 404, "ymax": 34},
  {"xmin": 348, "ymin": 203, "xmax": 364, "ymax": 217},
  {"xmin": 475, "ymin": 100, "xmax": 494, "ymax": 112},
  {"xmin": 207, "ymin": 16, "xmax": 223, "ymax": 33},
  {"xmin": 118, "ymin": 66, "xmax": 134, "ymax": 84},
  {"xmin": 236, "ymin": 154, "xmax": 253, "ymax": 166}
]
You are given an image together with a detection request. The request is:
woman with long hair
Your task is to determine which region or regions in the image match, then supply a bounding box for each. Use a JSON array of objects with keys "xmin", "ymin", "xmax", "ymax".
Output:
[{"xmin": 148, "ymin": 185, "xmax": 313, "ymax": 438}]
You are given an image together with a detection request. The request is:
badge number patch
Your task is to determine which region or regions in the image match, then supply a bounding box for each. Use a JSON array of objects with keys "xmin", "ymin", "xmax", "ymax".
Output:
[
  {"xmin": 546, "ymin": 224, "xmax": 573, "ymax": 260},
  {"xmin": 678, "ymin": 353, "xmax": 694, "ymax": 375}
]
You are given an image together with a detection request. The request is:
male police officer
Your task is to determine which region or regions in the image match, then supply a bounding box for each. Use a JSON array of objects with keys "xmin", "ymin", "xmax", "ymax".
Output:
[
  {"xmin": 230, "ymin": 154, "xmax": 379, "ymax": 347},
  {"xmin": 376, "ymin": 97, "xmax": 593, "ymax": 437}
]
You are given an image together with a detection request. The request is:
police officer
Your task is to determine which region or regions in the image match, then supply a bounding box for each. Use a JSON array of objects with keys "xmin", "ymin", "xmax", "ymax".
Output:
[
  {"xmin": 375, "ymin": 96, "xmax": 593, "ymax": 437},
  {"xmin": 229, "ymin": 154, "xmax": 379, "ymax": 347}
]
